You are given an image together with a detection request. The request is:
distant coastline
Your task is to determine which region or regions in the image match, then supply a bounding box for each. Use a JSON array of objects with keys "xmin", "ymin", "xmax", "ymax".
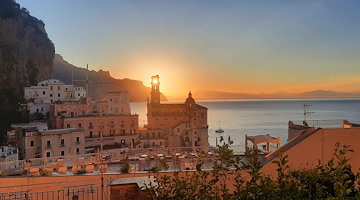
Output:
[{"xmin": 169, "ymin": 89, "xmax": 360, "ymax": 100}]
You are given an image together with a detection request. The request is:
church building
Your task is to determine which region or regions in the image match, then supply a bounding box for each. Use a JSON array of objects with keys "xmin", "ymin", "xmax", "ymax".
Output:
[{"xmin": 139, "ymin": 75, "xmax": 209, "ymax": 152}]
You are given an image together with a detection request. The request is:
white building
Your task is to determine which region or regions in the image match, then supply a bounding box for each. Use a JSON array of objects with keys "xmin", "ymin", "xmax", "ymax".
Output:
[
  {"xmin": 24, "ymin": 79, "xmax": 86, "ymax": 115},
  {"xmin": 0, "ymin": 146, "xmax": 19, "ymax": 163}
]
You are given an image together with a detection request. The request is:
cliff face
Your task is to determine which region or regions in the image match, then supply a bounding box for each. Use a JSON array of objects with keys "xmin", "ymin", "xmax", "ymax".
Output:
[
  {"xmin": 0, "ymin": 0, "xmax": 55, "ymax": 143},
  {"xmin": 53, "ymin": 54, "xmax": 167, "ymax": 102},
  {"xmin": 0, "ymin": 0, "xmax": 55, "ymax": 107}
]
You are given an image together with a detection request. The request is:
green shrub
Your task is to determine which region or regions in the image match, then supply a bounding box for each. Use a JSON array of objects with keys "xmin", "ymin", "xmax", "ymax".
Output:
[
  {"xmin": 146, "ymin": 138, "xmax": 360, "ymax": 200},
  {"xmin": 120, "ymin": 163, "xmax": 130, "ymax": 174}
]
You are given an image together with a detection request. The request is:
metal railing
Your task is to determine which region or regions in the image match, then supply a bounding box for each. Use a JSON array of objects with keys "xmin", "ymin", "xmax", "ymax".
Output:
[{"xmin": 0, "ymin": 183, "xmax": 109, "ymax": 200}]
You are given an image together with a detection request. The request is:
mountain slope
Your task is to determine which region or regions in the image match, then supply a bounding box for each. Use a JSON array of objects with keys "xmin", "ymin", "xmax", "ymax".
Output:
[
  {"xmin": 193, "ymin": 89, "xmax": 360, "ymax": 100},
  {"xmin": 52, "ymin": 54, "xmax": 167, "ymax": 102}
]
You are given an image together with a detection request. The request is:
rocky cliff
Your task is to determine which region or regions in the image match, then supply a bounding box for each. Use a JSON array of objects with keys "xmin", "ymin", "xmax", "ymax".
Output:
[
  {"xmin": 0, "ymin": 0, "xmax": 55, "ymax": 143},
  {"xmin": 53, "ymin": 54, "xmax": 167, "ymax": 102},
  {"xmin": 0, "ymin": 0, "xmax": 54, "ymax": 105}
]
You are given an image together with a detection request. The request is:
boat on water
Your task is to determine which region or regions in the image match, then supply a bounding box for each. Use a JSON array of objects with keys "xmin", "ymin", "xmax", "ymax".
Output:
[
  {"xmin": 215, "ymin": 128, "xmax": 224, "ymax": 133},
  {"xmin": 215, "ymin": 120, "xmax": 224, "ymax": 133}
]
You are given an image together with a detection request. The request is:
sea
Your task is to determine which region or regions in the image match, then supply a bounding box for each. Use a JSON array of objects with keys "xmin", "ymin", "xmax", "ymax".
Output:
[{"xmin": 130, "ymin": 98, "xmax": 360, "ymax": 152}]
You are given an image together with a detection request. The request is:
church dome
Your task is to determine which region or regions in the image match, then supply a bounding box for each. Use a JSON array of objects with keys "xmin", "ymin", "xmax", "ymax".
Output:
[{"xmin": 185, "ymin": 91, "xmax": 196, "ymax": 107}]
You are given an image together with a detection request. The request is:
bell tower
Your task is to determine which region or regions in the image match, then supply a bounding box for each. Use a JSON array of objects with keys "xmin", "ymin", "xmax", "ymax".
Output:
[{"xmin": 150, "ymin": 75, "xmax": 160, "ymax": 104}]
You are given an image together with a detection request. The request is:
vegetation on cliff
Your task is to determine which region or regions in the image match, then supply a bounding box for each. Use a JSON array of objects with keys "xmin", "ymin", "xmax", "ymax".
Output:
[{"xmin": 0, "ymin": 0, "xmax": 55, "ymax": 144}]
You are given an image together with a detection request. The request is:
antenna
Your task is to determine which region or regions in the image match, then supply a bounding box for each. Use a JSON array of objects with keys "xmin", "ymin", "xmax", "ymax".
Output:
[
  {"xmin": 71, "ymin": 69, "xmax": 74, "ymax": 85},
  {"xmin": 303, "ymin": 103, "xmax": 315, "ymax": 121}
]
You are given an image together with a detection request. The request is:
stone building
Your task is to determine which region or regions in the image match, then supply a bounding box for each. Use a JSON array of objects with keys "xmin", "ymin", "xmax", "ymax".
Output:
[
  {"xmin": 24, "ymin": 79, "xmax": 86, "ymax": 115},
  {"xmin": 7, "ymin": 123, "xmax": 84, "ymax": 159},
  {"xmin": 7, "ymin": 123, "xmax": 48, "ymax": 159},
  {"xmin": 0, "ymin": 146, "xmax": 19, "ymax": 163},
  {"xmin": 48, "ymin": 91, "xmax": 141, "ymax": 152},
  {"xmin": 139, "ymin": 75, "xmax": 209, "ymax": 152}
]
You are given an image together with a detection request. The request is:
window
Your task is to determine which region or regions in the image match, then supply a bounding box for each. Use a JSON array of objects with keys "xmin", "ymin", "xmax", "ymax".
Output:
[
  {"xmin": 78, "ymin": 123, "xmax": 82, "ymax": 128},
  {"xmin": 46, "ymin": 152, "xmax": 51, "ymax": 157},
  {"xmin": 110, "ymin": 130, "xmax": 115, "ymax": 136},
  {"xmin": 66, "ymin": 124, "xmax": 71, "ymax": 128},
  {"xmin": 120, "ymin": 139, "xmax": 125, "ymax": 144},
  {"xmin": 58, "ymin": 86, "xmax": 60, "ymax": 90},
  {"xmin": 76, "ymin": 136, "xmax": 80, "ymax": 144},
  {"xmin": 50, "ymin": 86, "xmax": 53, "ymax": 90},
  {"xmin": 89, "ymin": 122, "xmax": 93, "ymax": 129},
  {"xmin": 46, "ymin": 140, "xmax": 51, "ymax": 148},
  {"xmin": 60, "ymin": 150, "xmax": 65, "ymax": 156},
  {"xmin": 60, "ymin": 138, "xmax": 65, "ymax": 147},
  {"xmin": 120, "ymin": 121, "xmax": 124, "ymax": 127},
  {"xmin": 50, "ymin": 94, "xmax": 53, "ymax": 97},
  {"xmin": 58, "ymin": 93, "xmax": 60, "ymax": 97},
  {"xmin": 76, "ymin": 148, "xmax": 80, "ymax": 154},
  {"xmin": 160, "ymin": 142, "xmax": 162, "ymax": 146},
  {"xmin": 30, "ymin": 140, "xmax": 34, "ymax": 147}
]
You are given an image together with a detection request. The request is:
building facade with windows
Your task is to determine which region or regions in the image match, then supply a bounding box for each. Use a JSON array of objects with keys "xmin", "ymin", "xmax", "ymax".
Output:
[
  {"xmin": 48, "ymin": 91, "xmax": 141, "ymax": 152},
  {"xmin": 0, "ymin": 146, "xmax": 19, "ymax": 163},
  {"xmin": 39, "ymin": 128, "xmax": 85, "ymax": 158},
  {"xmin": 7, "ymin": 123, "xmax": 84, "ymax": 159},
  {"xmin": 7, "ymin": 123, "xmax": 48, "ymax": 159},
  {"xmin": 140, "ymin": 75, "xmax": 209, "ymax": 152},
  {"xmin": 24, "ymin": 79, "xmax": 86, "ymax": 115}
]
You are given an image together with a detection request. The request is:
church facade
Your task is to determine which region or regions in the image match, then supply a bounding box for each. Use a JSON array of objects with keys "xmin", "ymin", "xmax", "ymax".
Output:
[{"xmin": 139, "ymin": 75, "xmax": 209, "ymax": 152}]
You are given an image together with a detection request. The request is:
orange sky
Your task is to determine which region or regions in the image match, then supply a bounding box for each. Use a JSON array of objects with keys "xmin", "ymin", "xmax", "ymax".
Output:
[{"xmin": 18, "ymin": 1, "xmax": 360, "ymax": 99}]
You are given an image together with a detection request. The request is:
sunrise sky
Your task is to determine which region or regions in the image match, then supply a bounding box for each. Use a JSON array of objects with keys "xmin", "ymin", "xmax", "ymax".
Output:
[{"xmin": 17, "ymin": 0, "xmax": 360, "ymax": 98}]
